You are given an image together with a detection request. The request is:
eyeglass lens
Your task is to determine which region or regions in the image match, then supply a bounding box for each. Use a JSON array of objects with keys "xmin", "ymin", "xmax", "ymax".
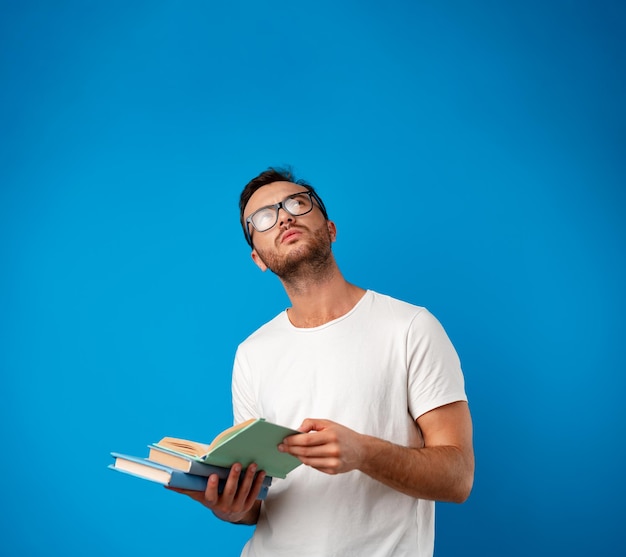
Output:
[{"xmin": 251, "ymin": 192, "xmax": 313, "ymax": 232}]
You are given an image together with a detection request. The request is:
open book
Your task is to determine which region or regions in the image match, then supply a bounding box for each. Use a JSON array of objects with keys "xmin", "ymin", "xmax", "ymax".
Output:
[{"xmin": 152, "ymin": 418, "xmax": 302, "ymax": 479}]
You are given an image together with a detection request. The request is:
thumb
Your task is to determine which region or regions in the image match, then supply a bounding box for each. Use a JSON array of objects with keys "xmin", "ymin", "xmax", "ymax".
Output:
[{"xmin": 297, "ymin": 418, "xmax": 330, "ymax": 433}]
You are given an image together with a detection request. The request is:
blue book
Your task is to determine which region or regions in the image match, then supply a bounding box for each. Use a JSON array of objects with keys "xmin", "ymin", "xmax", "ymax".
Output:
[
  {"xmin": 109, "ymin": 452, "xmax": 271, "ymax": 499},
  {"xmin": 147, "ymin": 444, "xmax": 274, "ymax": 488}
]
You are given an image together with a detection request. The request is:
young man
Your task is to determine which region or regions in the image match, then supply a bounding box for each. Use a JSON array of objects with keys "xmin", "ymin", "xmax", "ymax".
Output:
[{"xmin": 177, "ymin": 167, "xmax": 474, "ymax": 556}]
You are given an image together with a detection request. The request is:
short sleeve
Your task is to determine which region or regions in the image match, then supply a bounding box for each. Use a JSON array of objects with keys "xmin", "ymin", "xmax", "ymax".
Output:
[
  {"xmin": 406, "ymin": 309, "xmax": 467, "ymax": 420},
  {"xmin": 231, "ymin": 345, "xmax": 260, "ymax": 425}
]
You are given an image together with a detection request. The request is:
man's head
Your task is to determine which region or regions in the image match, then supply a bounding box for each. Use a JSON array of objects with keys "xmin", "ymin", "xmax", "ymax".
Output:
[
  {"xmin": 239, "ymin": 167, "xmax": 329, "ymax": 248},
  {"xmin": 239, "ymin": 167, "xmax": 335, "ymax": 279}
]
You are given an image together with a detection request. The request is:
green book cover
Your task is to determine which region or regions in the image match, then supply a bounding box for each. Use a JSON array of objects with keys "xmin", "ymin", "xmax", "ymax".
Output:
[{"xmin": 154, "ymin": 419, "xmax": 302, "ymax": 479}]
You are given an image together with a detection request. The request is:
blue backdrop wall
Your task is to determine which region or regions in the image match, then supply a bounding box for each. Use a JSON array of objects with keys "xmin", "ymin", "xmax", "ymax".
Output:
[{"xmin": 1, "ymin": 1, "xmax": 624, "ymax": 555}]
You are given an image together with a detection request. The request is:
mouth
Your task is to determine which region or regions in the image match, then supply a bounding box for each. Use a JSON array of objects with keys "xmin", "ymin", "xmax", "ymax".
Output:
[{"xmin": 281, "ymin": 229, "xmax": 302, "ymax": 244}]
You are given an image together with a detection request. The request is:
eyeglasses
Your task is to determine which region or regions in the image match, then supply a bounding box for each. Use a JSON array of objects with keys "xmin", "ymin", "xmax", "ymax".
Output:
[{"xmin": 245, "ymin": 190, "xmax": 323, "ymax": 246}]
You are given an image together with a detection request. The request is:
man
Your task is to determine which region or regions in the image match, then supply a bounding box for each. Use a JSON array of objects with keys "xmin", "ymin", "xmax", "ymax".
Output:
[{"xmin": 177, "ymin": 167, "xmax": 474, "ymax": 556}]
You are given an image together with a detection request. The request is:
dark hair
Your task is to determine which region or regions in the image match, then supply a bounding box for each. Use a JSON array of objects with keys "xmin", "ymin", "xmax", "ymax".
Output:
[{"xmin": 239, "ymin": 166, "xmax": 328, "ymax": 246}]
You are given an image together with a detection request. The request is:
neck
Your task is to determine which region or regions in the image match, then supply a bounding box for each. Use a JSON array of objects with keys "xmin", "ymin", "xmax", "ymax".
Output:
[{"xmin": 281, "ymin": 261, "xmax": 366, "ymax": 328}]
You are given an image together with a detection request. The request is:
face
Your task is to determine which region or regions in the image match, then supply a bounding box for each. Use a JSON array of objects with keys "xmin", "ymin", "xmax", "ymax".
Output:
[{"xmin": 243, "ymin": 181, "xmax": 336, "ymax": 277}]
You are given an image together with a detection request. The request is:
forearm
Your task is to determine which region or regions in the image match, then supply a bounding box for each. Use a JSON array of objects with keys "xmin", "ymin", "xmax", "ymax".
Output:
[
  {"xmin": 357, "ymin": 435, "xmax": 474, "ymax": 503},
  {"xmin": 282, "ymin": 403, "xmax": 475, "ymax": 502}
]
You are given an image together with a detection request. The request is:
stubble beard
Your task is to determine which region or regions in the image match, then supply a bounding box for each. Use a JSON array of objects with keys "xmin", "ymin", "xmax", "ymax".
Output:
[{"xmin": 254, "ymin": 224, "xmax": 334, "ymax": 283}]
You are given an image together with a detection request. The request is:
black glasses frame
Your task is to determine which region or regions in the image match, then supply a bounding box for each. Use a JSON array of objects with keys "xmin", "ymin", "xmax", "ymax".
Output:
[{"xmin": 244, "ymin": 190, "xmax": 327, "ymax": 247}]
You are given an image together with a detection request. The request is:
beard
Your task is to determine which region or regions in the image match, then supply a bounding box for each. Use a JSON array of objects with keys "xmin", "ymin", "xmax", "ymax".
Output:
[{"xmin": 254, "ymin": 223, "xmax": 333, "ymax": 281}]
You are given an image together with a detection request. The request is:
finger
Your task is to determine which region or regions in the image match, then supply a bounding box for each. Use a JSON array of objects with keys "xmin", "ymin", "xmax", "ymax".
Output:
[
  {"xmin": 218, "ymin": 463, "xmax": 244, "ymax": 503},
  {"xmin": 296, "ymin": 455, "xmax": 343, "ymax": 474},
  {"xmin": 284, "ymin": 439, "xmax": 341, "ymax": 460},
  {"xmin": 232, "ymin": 464, "xmax": 258, "ymax": 506},
  {"xmin": 243, "ymin": 470, "xmax": 267, "ymax": 508},
  {"xmin": 202, "ymin": 473, "xmax": 223, "ymax": 505},
  {"xmin": 166, "ymin": 482, "xmax": 217, "ymax": 506},
  {"xmin": 283, "ymin": 429, "xmax": 333, "ymax": 449}
]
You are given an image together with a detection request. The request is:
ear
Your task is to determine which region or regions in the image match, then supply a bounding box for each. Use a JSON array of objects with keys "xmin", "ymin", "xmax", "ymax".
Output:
[
  {"xmin": 327, "ymin": 220, "xmax": 337, "ymax": 243},
  {"xmin": 251, "ymin": 249, "xmax": 268, "ymax": 272}
]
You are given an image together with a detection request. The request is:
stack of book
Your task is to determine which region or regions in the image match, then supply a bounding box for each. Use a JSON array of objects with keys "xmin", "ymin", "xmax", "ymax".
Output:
[{"xmin": 109, "ymin": 418, "xmax": 303, "ymax": 500}]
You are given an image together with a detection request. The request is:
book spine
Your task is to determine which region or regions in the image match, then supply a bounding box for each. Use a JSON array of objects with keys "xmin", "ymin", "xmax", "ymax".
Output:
[
  {"xmin": 177, "ymin": 474, "xmax": 270, "ymax": 499},
  {"xmin": 169, "ymin": 470, "xmax": 209, "ymax": 491}
]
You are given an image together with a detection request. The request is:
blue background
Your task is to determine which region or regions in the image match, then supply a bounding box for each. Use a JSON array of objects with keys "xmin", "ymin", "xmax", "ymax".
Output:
[{"xmin": 1, "ymin": 1, "xmax": 624, "ymax": 555}]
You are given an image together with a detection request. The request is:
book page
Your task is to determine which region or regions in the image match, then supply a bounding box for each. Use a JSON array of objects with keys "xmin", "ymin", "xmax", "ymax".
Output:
[
  {"xmin": 156, "ymin": 419, "xmax": 259, "ymax": 457},
  {"xmin": 156, "ymin": 437, "xmax": 211, "ymax": 457},
  {"xmin": 206, "ymin": 418, "xmax": 259, "ymax": 452}
]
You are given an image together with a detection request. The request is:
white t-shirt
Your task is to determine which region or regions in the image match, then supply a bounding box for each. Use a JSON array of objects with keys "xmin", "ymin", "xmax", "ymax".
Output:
[{"xmin": 232, "ymin": 290, "xmax": 467, "ymax": 557}]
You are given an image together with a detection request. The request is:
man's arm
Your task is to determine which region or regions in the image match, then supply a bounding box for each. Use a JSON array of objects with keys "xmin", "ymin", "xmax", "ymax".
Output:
[
  {"xmin": 279, "ymin": 400, "xmax": 474, "ymax": 503},
  {"xmin": 168, "ymin": 462, "xmax": 266, "ymax": 524}
]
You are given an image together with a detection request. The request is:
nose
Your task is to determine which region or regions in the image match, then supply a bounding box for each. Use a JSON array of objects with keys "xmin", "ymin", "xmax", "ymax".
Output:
[{"xmin": 277, "ymin": 206, "xmax": 294, "ymax": 227}]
